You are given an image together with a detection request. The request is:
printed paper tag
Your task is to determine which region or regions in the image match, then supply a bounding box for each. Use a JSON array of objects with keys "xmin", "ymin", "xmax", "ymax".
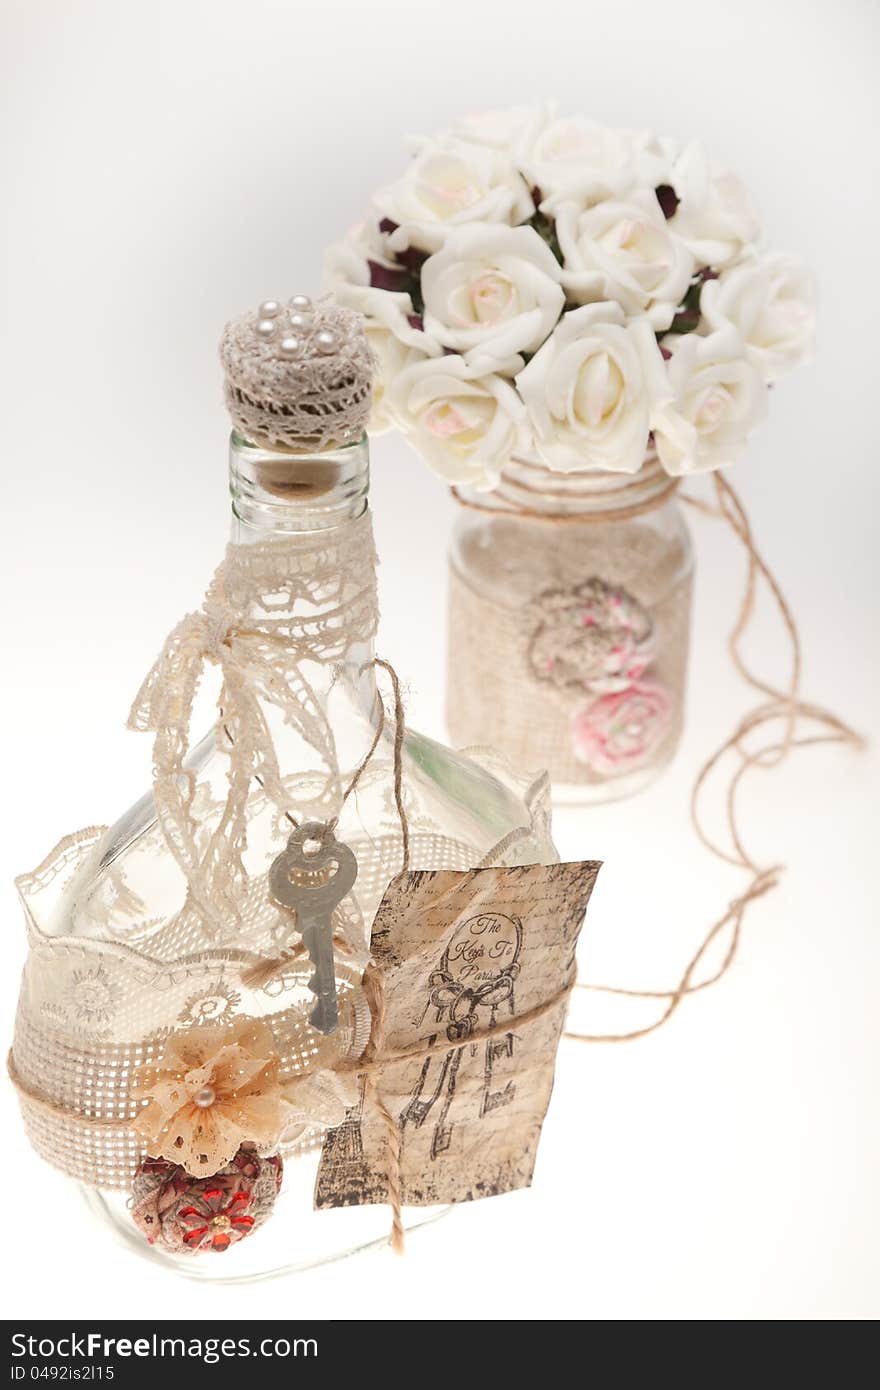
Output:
[{"xmin": 314, "ymin": 860, "xmax": 600, "ymax": 1209}]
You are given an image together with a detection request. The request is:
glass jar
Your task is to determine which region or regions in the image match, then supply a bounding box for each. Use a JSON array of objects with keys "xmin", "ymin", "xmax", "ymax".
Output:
[
  {"xmin": 12, "ymin": 431, "xmax": 555, "ymax": 1282},
  {"xmin": 447, "ymin": 454, "xmax": 694, "ymax": 804}
]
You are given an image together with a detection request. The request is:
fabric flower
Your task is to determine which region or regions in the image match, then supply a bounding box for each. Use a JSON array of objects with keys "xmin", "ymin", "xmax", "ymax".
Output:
[
  {"xmin": 131, "ymin": 1016, "xmax": 283, "ymax": 1177},
  {"xmin": 516, "ymin": 303, "xmax": 671, "ymax": 473},
  {"xmin": 652, "ymin": 325, "xmax": 768, "ymax": 475},
  {"xmin": 176, "ymin": 1184, "xmax": 256, "ymax": 1253},
  {"xmin": 571, "ymin": 680, "xmax": 672, "ymax": 774},
  {"xmin": 323, "ymin": 107, "xmax": 809, "ymax": 487},
  {"xmin": 389, "ymin": 353, "xmax": 527, "ymax": 488},
  {"xmin": 130, "ymin": 1147, "xmax": 283, "ymax": 1255},
  {"xmin": 700, "ymin": 253, "xmax": 816, "ymax": 382},
  {"xmin": 421, "ymin": 224, "xmax": 564, "ymax": 363},
  {"xmin": 528, "ymin": 579, "xmax": 654, "ymax": 695},
  {"xmin": 373, "ymin": 138, "xmax": 533, "ymax": 254},
  {"xmin": 666, "ymin": 142, "xmax": 760, "ymax": 269},
  {"xmin": 330, "ymin": 282, "xmax": 441, "ymax": 432},
  {"xmin": 324, "ymin": 217, "xmax": 401, "ymax": 289},
  {"xmin": 518, "ymin": 113, "xmax": 664, "ymax": 201},
  {"xmin": 554, "ymin": 191, "xmax": 695, "ymax": 330},
  {"xmin": 450, "ymin": 106, "xmax": 544, "ymax": 152}
]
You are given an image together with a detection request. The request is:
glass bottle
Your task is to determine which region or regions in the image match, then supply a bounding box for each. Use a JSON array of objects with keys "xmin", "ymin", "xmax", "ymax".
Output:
[
  {"xmin": 447, "ymin": 453, "xmax": 694, "ymax": 804},
  {"xmin": 13, "ymin": 339, "xmax": 554, "ymax": 1283}
]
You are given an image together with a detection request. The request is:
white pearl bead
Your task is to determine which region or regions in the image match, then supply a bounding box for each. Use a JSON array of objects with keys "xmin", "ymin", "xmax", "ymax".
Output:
[
  {"xmin": 289, "ymin": 294, "xmax": 312, "ymax": 313},
  {"xmin": 259, "ymin": 299, "xmax": 282, "ymax": 318},
  {"xmin": 255, "ymin": 318, "xmax": 277, "ymax": 339},
  {"xmin": 194, "ymin": 1086, "xmax": 216, "ymax": 1109},
  {"xmin": 279, "ymin": 335, "xmax": 302, "ymax": 358},
  {"xmin": 315, "ymin": 328, "xmax": 339, "ymax": 355},
  {"xmin": 288, "ymin": 311, "xmax": 312, "ymax": 332}
]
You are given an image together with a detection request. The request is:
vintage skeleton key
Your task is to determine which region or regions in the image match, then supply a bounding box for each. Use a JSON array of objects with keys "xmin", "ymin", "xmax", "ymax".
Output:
[{"xmin": 268, "ymin": 822, "xmax": 358, "ymax": 1035}]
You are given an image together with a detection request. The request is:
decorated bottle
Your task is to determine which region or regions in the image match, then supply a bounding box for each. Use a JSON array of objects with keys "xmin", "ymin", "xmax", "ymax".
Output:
[
  {"xmin": 447, "ymin": 454, "xmax": 694, "ymax": 803},
  {"xmin": 11, "ymin": 298, "xmax": 554, "ymax": 1280}
]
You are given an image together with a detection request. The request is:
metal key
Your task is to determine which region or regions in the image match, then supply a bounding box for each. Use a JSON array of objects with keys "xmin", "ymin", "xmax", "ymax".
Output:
[{"xmin": 268, "ymin": 822, "xmax": 358, "ymax": 1035}]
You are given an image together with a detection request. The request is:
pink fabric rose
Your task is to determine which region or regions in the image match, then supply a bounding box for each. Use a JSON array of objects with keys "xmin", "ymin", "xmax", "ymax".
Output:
[{"xmin": 571, "ymin": 679, "xmax": 672, "ymax": 774}]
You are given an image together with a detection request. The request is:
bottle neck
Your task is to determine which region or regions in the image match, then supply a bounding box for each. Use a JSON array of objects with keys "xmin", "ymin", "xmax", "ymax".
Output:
[
  {"xmin": 229, "ymin": 431, "xmax": 370, "ymax": 538},
  {"xmin": 224, "ymin": 432, "xmax": 382, "ymax": 801}
]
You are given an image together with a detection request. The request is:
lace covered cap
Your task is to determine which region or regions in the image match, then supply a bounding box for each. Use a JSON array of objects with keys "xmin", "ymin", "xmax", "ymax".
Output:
[{"xmin": 220, "ymin": 297, "xmax": 374, "ymax": 451}]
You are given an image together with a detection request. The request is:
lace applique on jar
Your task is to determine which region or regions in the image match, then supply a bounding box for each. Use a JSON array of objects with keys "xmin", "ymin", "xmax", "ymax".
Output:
[{"xmin": 528, "ymin": 578, "xmax": 654, "ymax": 695}]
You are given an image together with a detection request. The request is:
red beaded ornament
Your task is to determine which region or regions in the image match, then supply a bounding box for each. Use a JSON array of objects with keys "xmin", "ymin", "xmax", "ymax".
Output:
[{"xmin": 130, "ymin": 1145, "xmax": 283, "ymax": 1255}]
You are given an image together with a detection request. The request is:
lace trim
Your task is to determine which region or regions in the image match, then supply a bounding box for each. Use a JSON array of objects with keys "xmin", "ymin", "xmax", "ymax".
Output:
[
  {"xmin": 125, "ymin": 517, "xmax": 381, "ymax": 937},
  {"xmin": 11, "ymin": 752, "xmax": 552, "ymax": 1189},
  {"xmin": 220, "ymin": 301, "xmax": 374, "ymax": 452}
]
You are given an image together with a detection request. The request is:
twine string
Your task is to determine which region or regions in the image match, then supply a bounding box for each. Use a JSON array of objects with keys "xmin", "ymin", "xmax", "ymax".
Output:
[
  {"xmin": 238, "ymin": 656, "xmax": 411, "ymax": 990},
  {"xmin": 450, "ymin": 476, "xmax": 680, "ymax": 526},
  {"xmin": 235, "ymin": 653, "xmax": 412, "ymax": 1250},
  {"xmin": 562, "ymin": 472, "xmax": 863, "ymax": 1043}
]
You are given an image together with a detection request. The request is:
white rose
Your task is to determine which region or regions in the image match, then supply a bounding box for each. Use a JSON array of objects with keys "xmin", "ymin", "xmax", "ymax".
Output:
[
  {"xmin": 651, "ymin": 326, "xmax": 768, "ymax": 475},
  {"xmin": 324, "ymin": 217, "xmax": 400, "ymax": 290},
  {"xmin": 667, "ymin": 142, "xmax": 760, "ymax": 269},
  {"xmin": 518, "ymin": 113, "xmax": 667, "ymax": 200},
  {"xmin": 554, "ymin": 190, "xmax": 694, "ymax": 331},
  {"xmin": 362, "ymin": 326, "xmax": 420, "ymax": 433},
  {"xmin": 389, "ymin": 354, "xmax": 527, "ymax": 489},
  {"xmin": 700, "ymin": 253, "xmax": 815, "ymax": 382},
  {"xmin": 515, "ymin": 302, "xmax": 671, "ymax": 474},
  {"xmin": 373, "ymin": 139, "xmax": 534, "ymax": 255},
  {"xmin": 329, "ymin": 283, "xmax": 441, "ymax": 434},
  {"xmin": 449, "ymin": 106, "xmax": 541, "ymax": 151},
  {"xmin": 420, "ymin": 224, "xmax": 564, "ymax": 365},
  {"xmin": 328, "ymin": 280, "xmax": 439, "ymax": 354}
]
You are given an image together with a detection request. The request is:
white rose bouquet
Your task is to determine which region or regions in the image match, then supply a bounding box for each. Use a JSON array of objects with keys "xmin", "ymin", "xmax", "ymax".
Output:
[{"xmin": 326, "ymin": 106, "xmax": 815, "ymax": 489}]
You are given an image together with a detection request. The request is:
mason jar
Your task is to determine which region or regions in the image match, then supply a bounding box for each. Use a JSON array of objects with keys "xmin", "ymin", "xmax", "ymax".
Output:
[{"xmin": 447, "ymin": 454, "xmax": 694, "ymax": 803}]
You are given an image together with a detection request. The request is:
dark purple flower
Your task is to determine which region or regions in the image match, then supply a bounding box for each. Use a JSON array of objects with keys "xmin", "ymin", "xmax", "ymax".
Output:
[
  {"xmin": 395, "ymin": 245, "xmax": 429, "ymax": 274},
  {"xmin": 655, "ymin": 184, "xmax": 680, "ymax": 220},
  {"xmin": 368, "ymin": 259, "xmax": 411, "ymax": 293}
]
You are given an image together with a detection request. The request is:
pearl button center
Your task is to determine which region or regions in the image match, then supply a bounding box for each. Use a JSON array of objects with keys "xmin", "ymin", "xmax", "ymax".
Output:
[{"xmin": 194, "ymin": 1086, "xmax": 216, "ymax": 1109}]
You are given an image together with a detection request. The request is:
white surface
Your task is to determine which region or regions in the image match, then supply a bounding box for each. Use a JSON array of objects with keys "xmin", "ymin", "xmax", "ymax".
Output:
[{"xmin": 2, "ymin": 0, "xmax": 878, "ymax": 1322}]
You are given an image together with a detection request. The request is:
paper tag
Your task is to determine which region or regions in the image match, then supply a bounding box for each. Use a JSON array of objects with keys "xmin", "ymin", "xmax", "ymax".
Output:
[{"xmin": 314, "ymin": 859, "xmax": 600, "ymax": 1209}]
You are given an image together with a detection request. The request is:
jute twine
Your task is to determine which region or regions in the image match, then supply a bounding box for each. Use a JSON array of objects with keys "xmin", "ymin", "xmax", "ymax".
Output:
[
  {"xmin": 450, "ymin": 475, "xmax": 681, "ymax": 525},
  {"xmin": 452, "ymin": 470, "xmax": 864, "ymax": 1044}
]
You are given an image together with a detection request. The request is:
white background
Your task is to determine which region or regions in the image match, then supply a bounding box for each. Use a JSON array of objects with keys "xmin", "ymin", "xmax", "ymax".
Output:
[{"xmin": 2, "ymin": 0, "xmax": 878, "ymax": 1321}]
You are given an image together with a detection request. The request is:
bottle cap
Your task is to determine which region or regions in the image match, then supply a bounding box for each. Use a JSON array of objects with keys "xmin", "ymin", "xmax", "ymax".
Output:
[{"xmin": 219, "ymin": 296, "xmax": 374, "ymax": 451}]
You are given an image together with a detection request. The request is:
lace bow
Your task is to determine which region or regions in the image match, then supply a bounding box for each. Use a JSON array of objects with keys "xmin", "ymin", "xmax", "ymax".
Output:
[{"xmin": 127, "ymin": 561, "xmax": 342, "ymax": 936}]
